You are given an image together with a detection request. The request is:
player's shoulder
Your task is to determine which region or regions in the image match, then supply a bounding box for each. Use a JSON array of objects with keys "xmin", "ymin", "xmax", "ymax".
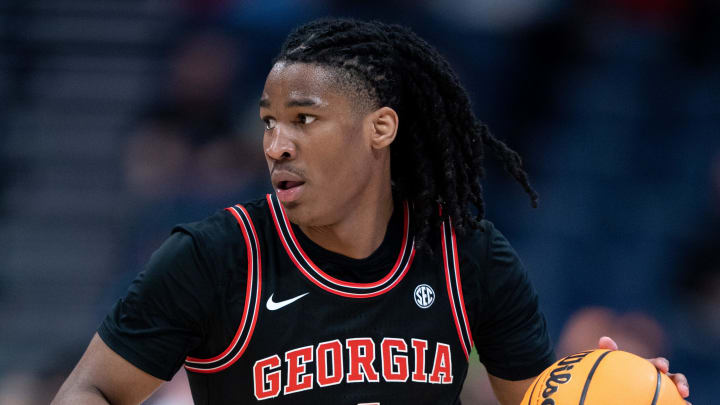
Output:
[
  {"xmin": 171, "ymin": 196, "xmax": 270, "ymax": 260},
  {"xmin": 455, "ymin": 218, "xmax": 524, "ymax": 276},
  {"xmin": 455, "ymin": 219, "xmax": 499, "ymax": 263},
  {"xmin": 456, "ymin": 219, "xmax": 530, "ymax": 305}
]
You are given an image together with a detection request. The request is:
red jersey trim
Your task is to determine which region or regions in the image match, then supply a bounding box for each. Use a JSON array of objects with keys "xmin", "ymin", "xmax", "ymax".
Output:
[
  {"xmin": 441, "ymin": 218, "xmax": 473, "ymax": 361},
  {"xmin": 184, "ymin": 204, "xmax": 262, "ymax": 373},
  {"xmin": 450, "ymin": 220, "xmax": 473, "ymax": 349},
  {"xmin": 267, "ymin": 194, "xmax": 415, "ymax": 298}
]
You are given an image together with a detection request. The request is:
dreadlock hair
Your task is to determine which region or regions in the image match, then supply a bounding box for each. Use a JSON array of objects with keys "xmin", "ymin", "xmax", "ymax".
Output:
[{"xmin": 274, "ymin": 18, "xmax": 538, "ymax": 251}]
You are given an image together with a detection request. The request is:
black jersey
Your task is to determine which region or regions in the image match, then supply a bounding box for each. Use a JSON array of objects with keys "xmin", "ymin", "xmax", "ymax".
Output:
[{"xmin": 99, "ymin": 195, "xmax": 554, "ymax": 404}]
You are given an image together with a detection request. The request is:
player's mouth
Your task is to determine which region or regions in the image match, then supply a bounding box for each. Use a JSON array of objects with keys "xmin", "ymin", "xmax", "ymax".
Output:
[
  {"xmin": 272, "ymin": 172, "xmax": 306, "ymax": 203},
  {"xmin": 276, "ymin": 180, "xmax": 305, "ymax": 203}
]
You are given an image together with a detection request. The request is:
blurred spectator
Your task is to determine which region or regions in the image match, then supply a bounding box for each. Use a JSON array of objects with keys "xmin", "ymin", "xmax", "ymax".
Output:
[
  {"xmin": 556, "ymin": 307, "xmax": 666, "ymax": 358},
  {"xmin": 115, "ymin": 28, "xmax": 270, "ymax": 308},
  {"xmin": 124, "ymin": 28, "xmax": 257, "ymax": 200},
  {"xmin": 0, "ymin": 371, "xmax": 37, "ymax": 405},
  {"xmin": 122, "ymin": 27, "xmax": 268, "ymax": 250}
]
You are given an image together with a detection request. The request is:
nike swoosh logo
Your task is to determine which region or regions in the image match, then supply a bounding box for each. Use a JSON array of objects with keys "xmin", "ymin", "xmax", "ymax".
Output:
[{"xmin": 266, "ymin": 292, "xmax": 309, "ymax": 311}]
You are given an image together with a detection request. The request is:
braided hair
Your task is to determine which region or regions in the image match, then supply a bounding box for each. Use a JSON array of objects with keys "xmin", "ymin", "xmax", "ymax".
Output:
[{"xmin": 275, "ymin": 18, "xmax": 538, "ymax": 250}]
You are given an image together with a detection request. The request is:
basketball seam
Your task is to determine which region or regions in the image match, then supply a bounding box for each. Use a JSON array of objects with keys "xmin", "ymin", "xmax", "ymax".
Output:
[
  {"xmin": 578, "ymin": 350, "xmax": 612, "ymax": 405},
  {"xmin": 651, "ymin": 370, "xmax": 661, "ymax": 405}
]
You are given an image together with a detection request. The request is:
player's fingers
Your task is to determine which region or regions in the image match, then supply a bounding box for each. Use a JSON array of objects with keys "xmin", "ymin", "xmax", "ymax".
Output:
[
  {"xmin": 668, "ymin": 372, "xmax": 690, "ymax": 398},
  {"xmin": 648, "ymin": 357, "xmax": 670, "ymax": 374},
  {"xmin": 596, "ymin": 336, "xmax": 618, "ymax": 351}
]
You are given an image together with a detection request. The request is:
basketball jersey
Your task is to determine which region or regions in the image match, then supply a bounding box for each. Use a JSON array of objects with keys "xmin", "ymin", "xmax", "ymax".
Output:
[{"xmin": 183, "ymin": 195, "xmax": 474, "ymax": 404}]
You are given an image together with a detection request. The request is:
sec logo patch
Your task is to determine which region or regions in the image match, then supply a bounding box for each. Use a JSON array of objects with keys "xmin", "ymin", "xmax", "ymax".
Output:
[{"xmin": 414, "ymin": 284, "xmax": 435, "ymax": 308}]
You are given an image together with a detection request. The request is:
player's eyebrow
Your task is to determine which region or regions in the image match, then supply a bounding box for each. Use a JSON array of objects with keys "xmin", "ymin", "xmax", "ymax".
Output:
[
  {"xmin": 259, "ymin": 96, "xmax": 326, "ymax": 109},
  {"xmin": 285, "ymin": 96, "xmax": 324, "ymax": 108}
]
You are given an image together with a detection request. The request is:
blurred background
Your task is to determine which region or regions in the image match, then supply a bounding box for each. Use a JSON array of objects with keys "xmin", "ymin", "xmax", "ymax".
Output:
[{"xmin": 0, "ymin": 0, "xmax": 718, "ymax": 403}]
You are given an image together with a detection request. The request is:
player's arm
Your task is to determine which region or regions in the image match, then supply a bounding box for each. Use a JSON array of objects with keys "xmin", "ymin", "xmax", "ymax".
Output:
[
  {"xmin": 462, "ymin": 221, "xmax": 555, "ymax": 404},
  {"xmin": 52, "ymin": 333, "xmax": 163, "ymax": 405},
  {"xmin": 486, "ymin": 374, "xmax": 535, "ymax": 405}
]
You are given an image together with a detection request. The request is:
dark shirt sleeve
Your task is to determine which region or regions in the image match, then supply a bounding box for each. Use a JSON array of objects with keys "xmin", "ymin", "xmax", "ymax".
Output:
[
  {"xmin": 98, "ymin": 229, "xmax": 221, "ymax": 381},
  {"xmin": 461, "ymin": 221, "xmax": 554, "ymax": 381}
]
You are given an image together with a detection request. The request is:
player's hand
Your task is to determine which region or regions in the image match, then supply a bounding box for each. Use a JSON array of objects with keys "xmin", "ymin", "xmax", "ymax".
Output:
[{"xmin": 598, "ymin": 336, "xmax": 691, "ymax": 405}]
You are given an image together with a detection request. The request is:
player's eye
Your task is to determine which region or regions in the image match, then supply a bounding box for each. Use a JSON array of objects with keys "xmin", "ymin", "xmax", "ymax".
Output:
[
  {"xmin": 298, "ymin": 114, "xmax": 316, "ymax": 125},
  {"xmin": 263, "ymin": 117, "xmax": 276, "ymax": 130}
]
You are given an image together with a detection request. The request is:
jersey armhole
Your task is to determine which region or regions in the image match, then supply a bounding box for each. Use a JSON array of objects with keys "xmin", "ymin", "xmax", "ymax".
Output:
[{"xmin": 184, "ymin": 204, "xmax": 262, "ymax": 373}]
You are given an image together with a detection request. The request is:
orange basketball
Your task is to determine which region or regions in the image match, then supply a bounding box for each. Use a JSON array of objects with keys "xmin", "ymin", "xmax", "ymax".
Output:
[{"xmin": 522, "ymin": 349, "xmax": 685, "ymax": 405}]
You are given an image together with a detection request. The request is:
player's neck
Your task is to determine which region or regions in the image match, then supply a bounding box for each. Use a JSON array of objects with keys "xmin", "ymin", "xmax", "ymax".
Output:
[{"xmin": 299, "ymin": 183, "xmax": 394, "ymax": 260}]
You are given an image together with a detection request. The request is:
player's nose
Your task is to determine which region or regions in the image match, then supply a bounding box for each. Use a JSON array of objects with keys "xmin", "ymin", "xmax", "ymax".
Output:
[{"xmin": 265, "ymin": 125, "xmax": 296, "ymax": 161}]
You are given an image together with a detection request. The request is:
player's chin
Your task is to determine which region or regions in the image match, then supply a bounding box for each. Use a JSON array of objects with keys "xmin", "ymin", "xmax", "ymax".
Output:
[
  {"xmin": 281, "ymin": 200, "xmax": 300, "ymax": 210},
  {"xmin": 282, "ymin": 203, "xmax": 317, "ymax": 228}
]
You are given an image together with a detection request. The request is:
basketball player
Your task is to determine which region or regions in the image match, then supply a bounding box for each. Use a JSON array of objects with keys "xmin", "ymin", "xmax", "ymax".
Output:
[{"xmin": 53, "ymin": 19, "xmax": 690, "ymax": 404}]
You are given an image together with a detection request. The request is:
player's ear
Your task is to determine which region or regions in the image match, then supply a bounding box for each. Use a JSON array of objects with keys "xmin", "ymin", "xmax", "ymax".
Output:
[{"xmin": 368, "ymin": 106, "xmax": 398, "ymax": 150}]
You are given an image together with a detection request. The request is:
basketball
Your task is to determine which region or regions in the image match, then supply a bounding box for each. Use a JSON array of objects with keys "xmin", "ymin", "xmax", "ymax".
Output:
[{"xmin": 522, "ymin": 349, "xmax": 685, "ymax": 405}]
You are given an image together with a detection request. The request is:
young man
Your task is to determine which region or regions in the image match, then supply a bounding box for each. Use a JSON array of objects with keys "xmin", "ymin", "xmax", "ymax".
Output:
[{"xmin": 53, "ymin": 18, "xmax": 690, "ymax": 404}]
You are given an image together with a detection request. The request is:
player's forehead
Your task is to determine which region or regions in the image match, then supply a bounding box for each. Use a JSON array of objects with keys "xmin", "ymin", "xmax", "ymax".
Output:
[{"xmin": 260, "ymin": 62, "xmax": 342, "ymax": 109}]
